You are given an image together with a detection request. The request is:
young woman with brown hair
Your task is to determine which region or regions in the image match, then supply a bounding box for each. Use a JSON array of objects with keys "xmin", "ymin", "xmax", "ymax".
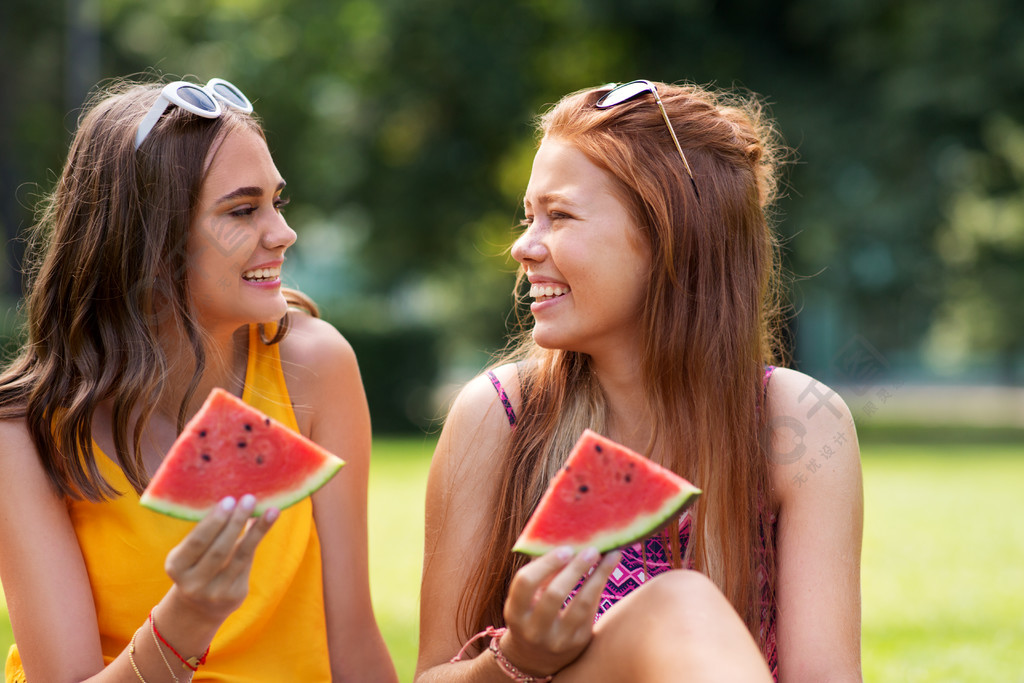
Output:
[
  {"xmin": 417, "ymin": 80, "xmax": 863, "ymax": 682},
  {"xmin": 0, "ymin": 78, "xmax": 397, "ymax": 682}
]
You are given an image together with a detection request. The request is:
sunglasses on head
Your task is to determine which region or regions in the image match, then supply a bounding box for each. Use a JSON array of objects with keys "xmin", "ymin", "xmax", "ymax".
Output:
[
  {"xmin": 134, "ymin": 78, "xmax": 253, "ymax": 150},
  {"xmin": 595, "ymin": 80, "xmax": 699, "ymax": 199}
]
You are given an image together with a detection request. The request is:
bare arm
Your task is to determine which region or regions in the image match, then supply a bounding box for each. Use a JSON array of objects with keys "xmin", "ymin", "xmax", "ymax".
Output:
[
  {"xmin": 768, "ymin": 368, "xmax": 864, "ymax": 682},
  {"xmin": 281, "ymin": 313, "xmax": 397, "ymax": 683},
  {"xmin": 415, "ymin": 367, "xmax": 618, "ymax": 683},
  {"xmin": 415, "ymin": 370, "xmax": 513, "ymax": 682}
]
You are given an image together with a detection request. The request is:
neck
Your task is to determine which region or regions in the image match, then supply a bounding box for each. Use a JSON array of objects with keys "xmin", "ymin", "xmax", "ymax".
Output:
[
  {"xmin": 156, "ymin": 323, "xmax": 248, "ymax": 422},
  {"xmin": 589, "ymin": 349, "xmax": 653, "ymax": 454}
]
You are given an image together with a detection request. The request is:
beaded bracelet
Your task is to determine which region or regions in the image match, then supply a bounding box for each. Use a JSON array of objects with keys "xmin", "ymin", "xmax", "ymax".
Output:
[
  {"xmin": 450, "ymin": 626, "xmax": 554, "ymax": 683},
  {"xmin": 149, "ymin": 611, "xmax": 209, "ymax": 672},
  {"xmin": 127, "ymin": 629, "xmax": 149, "ymax": 683}
]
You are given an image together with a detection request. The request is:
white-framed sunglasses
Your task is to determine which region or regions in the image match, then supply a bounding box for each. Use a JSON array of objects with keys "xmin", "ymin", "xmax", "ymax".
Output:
[
  {"xmin": 595, "ymin": 80, "xmax": 699, "ymax": 198},
  {"xmin": 134, "ymin": 78, "xmax": 253, "ymax": 150}
]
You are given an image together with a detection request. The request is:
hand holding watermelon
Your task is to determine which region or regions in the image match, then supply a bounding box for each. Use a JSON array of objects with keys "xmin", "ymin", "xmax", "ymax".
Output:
[
  {"xmin": 499, "ymin": 545, "xmax": 622, "ymax": 678},
  {"xmin": 485, "ymin": 430, "xmax": 698, "ymax": 678},
  {"xmin": 163, "ymin": 492, "xmax": 279, "ymax": 622}
]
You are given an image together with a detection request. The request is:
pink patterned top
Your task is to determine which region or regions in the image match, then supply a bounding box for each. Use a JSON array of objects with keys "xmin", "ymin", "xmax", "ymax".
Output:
[{"xmin": 486, "ymin": 367, "xmax": 779, "ymax": 681}]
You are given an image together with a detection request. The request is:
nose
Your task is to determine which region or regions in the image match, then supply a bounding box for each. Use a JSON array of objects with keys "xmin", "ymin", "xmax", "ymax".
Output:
[
  {"xmin": 262, "ymin": 211, "xmax": 297, "ymax": 252},
  {"xmin": 511, "ymin": 221, "xmax": 547, "ymax": 265}
]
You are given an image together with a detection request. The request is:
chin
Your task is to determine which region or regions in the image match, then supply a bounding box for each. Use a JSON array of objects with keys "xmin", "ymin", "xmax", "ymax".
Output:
[
  {"xmin": 255, "ymin": 292, "xmax": 290, "ymax": 319},
  {"xmin": 531, "ymin": 327, "xmax": 570, "ymax": 351},
  {"xmin": 259, "ymin": 304, "xmax": 289, "ymax": 324}
]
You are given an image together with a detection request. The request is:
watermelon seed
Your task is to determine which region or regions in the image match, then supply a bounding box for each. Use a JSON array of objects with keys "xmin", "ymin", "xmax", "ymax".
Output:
[
  {"xmin": 595, "ymin": 444, "xmax": 603, "ymax": 453},
  {"xmin": 264, "ymin": 418, "xmax": 271, "ymax": 426},
  {"xmin": 244, "ymin": 423, "xmax": 252, "ymax": 431},
  {"xmin": 256, "ymin": 455, "xmax": 264, "ymax": 464},
  {"xmin": 579, "ymin": 485, "xmax": 589, "ymax": 493},
  {"xmin": 625, "ymin": 474, "xmax": 632, "ymax": 483},
  {"xmin": 237, "ymin": 441, "xmax": 247, "ymax": 448},
  {"xmin": 199, "ymin": 430, "xmax": 207, "ymax": 438},
  {"xmin": 201, "ymin": 454, "xmax": 211, "ymax": 462}
]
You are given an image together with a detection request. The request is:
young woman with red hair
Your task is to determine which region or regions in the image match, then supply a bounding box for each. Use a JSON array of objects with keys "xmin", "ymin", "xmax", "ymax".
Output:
[{"xmin": 416, "ymin": 80, "xmax": 863, "ymax": 682}]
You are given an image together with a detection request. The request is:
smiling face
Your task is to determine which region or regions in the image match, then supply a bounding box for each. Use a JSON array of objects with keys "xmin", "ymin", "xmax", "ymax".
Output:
[
  {"xmin": 187, "ymin": 126, "xmax": 296, "ymax": 335},
  {"xmin": 513, "ymin": 137, "xmax": 651, "ymax": 361}
]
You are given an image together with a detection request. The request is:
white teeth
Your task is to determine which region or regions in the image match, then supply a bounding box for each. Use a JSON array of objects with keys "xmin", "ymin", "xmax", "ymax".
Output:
[
  {"xmin": 242, "ymin": 266, "xmax": 281, "ymax": 282},
  {"xmin": 529, "ymin": 284, "xmax": 569, "ymax": 300}
]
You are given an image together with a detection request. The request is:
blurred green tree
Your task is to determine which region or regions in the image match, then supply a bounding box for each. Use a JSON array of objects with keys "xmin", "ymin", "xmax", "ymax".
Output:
[{"xmin": 2, "ymin": 0, "xmax": 1023, "ymax": 430}]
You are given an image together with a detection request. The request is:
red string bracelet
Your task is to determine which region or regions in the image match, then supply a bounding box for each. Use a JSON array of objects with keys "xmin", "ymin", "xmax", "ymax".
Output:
[{"xmin": 149, "ymin": 611, "xmax": 210, "ymax": 672}]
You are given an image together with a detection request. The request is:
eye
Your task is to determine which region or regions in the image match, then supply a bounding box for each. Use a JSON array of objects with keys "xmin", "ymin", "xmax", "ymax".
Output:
[
  {"xmin": 274, "ymin": 196, "xmax": 291, "ymax": 212},
  {"xmin": 229, "ymin": 205, "xmax": 257, "ymax": 218},
  {"xmin": 518, "ymin": 216, "xmax": 534, "ymax": 230}
]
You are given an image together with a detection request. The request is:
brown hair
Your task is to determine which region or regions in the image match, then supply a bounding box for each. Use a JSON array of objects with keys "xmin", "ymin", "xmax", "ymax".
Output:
[
  {"xmin": 458, "ymin": 81, "xmax": 788, "ymax": 645},
  {"xmin": 0, "ymin": 79, "xmax": 314, "ymax": 501}
]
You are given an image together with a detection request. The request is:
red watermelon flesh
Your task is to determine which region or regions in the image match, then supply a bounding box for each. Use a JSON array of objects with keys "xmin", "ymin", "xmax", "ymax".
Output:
[
  {"xmin": 513, "ymin": 429, "xmax": 701, "ymax": 556},
  {"xmin": 140, "ymin": 387, "xmax": 344, "ymax": 521}
]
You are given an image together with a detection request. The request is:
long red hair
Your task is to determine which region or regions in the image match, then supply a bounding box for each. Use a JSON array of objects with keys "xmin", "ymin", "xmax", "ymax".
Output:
[{"xmin": 456, "ymin": 81, "xmax": 789, "ymax": 646}]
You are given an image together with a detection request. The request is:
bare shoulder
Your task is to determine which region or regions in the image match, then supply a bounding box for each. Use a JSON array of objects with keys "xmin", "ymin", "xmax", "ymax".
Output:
[
  {"xmin": 0, "ymin": 417, "xmax": 81, "ymax": 536},
  {"xmin": 419, "ymin": 365, "xmax": 521, "ymax": 668},
  {"xmin": 426, "ymin": 363, "xmax": 523, "ymax": 527},
  {"xmin": 0, "ymin": 418, "xmax": 51, "ymax": 494},
  {"xmin": 434, "ymin": 363, "xmax": 520, "ymax": 474},
  {"xmin": 765, "ymin": 369, "xmax": 864, "ymax": 677},
  {"xmin": 278, "ymin": 310, "xmax": 358, "ymax": 379},
  {"xmin": 766, "ymin": 367, "xmax": 862, "ymax": 506},
  {"xmin": 275, "ymin": 312, "xmax": 362, "ymax": 425}
]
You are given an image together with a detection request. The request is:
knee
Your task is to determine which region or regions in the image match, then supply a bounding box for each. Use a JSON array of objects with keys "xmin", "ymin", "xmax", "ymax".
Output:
[
  {"xmin": 632, "ymin": 569, "xmax": 728, "ymax": 621},
  {"xmin": 590, "ymin": 570, "xmax": 769, "ymax": 680},
  {"xmin": 595, "ymin": 569, "xmax": 729, "ymax": 636},
  {"xmin": 609, "ymin": 569, "xmax": 752, "ymax": 645}
]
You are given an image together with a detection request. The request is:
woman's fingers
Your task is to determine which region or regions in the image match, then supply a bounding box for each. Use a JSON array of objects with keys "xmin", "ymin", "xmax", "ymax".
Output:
[
  {"xmin": 167, "ymin": 495, "xmax": 278, "ymax": 582},
  {"xmin": 165, "ymin": 496, "xmax": 243, "ymax": 576},
  {"xmin": 506, "ymin": 546, "xmax": 619, "ymax": 631},
  {"xmin": 559, "ymin": 549, "xmax": 621, "ymax": 627},
  {"xmin": 185, "ymin": 495, "xmax": 255, "ymax": 572},
  {"xmin": 164, "ymin": 494, "xmax": 279, "ymax": 619},
  {"xmin": 230, "ymin": 507, "xmax": 279, "ymax": 570},
  {"xmin": 505, "ymin": 547, "xmax": 574, "ymax": 622},
  {"xmin": 500, "ymin": 547, "xmax": 620, "ymax": 676},
  {"xmin": 528, "ymin": 547, "xmax": 602, "ymax": 624}
]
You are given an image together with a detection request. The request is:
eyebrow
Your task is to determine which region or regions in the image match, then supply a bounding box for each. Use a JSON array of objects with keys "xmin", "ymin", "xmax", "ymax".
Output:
[
  {"xmin": 216, "ymin": 180, "xmax": 286, "ymax": 203},
  {"xmin": 525, "ymin": 191, "xmax": 579, "ymax": 209}
]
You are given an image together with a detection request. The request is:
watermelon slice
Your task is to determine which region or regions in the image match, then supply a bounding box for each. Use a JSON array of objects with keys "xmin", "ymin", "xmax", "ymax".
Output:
[
  {"xmin": 513, "ymin": 429, "xmax": 701, "ymax": 556},
  {"xmin": 140, "ymin": 387, "xmax": 344, "ymax": 521}
]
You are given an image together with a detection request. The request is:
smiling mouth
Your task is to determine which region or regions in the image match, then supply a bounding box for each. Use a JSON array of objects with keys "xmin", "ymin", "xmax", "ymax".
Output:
[
  {"xmin": 242, "ymin": 266, "xmax": 281, "ymax": 282},
  {"xmin": 529, "ymin": 284, "xmax": 570, "ymax": 302}
]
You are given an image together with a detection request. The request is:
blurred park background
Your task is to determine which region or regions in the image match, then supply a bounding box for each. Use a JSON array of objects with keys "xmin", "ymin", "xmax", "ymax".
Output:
[{"xmin": 1, "ymin": 0, "xmax": 1022, "ymax": 681}]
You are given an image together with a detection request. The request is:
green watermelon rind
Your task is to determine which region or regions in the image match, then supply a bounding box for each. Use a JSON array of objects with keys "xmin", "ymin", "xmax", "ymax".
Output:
[
  {"xmin": 140, "ymin": 456, "xmax": 344, "ymax": 522},
  {"xmin": 512, "ymin": 485, "xmax": 701, "ymax": 556}
]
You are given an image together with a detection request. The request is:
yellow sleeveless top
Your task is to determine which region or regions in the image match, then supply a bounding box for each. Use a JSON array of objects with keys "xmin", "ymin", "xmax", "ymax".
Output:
[{"xmin": 6, "ymin": 325, "xmax": 332, "ymax": 682}]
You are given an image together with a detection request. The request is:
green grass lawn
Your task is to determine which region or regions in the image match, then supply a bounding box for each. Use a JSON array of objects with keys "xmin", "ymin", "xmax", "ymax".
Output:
[{"xmin": 2, "ymin": 434, "xmax": 1022, "ymax": 682}]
